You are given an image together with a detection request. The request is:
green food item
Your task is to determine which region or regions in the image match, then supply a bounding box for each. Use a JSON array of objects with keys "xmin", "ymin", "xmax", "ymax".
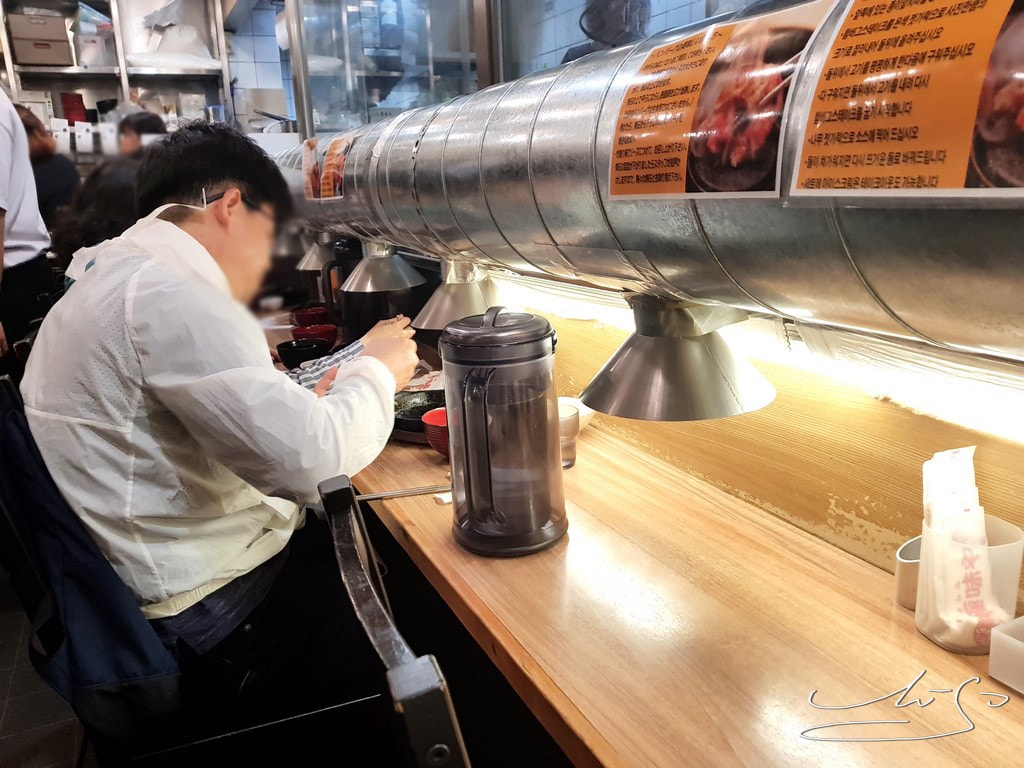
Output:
[{"xmin": 394, "ymin": 390, "xmax": 445, "ymax": 421}]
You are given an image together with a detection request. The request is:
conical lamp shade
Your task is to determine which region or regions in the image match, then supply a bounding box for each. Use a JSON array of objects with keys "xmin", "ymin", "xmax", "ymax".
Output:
[
  {"xmin": 580, "ymin": 330, "xmax": 775, "ymax": 421},
  {"xmin": 297, "ymin": 238, "xmax": 337, "ymax": 271},
  {"xmin": 341, "ymin": 253, "xmax": 426, "ymax": 293},
  {"xmin": 413, "ymin": 278, "xmax": 497, "ymax": 329}
]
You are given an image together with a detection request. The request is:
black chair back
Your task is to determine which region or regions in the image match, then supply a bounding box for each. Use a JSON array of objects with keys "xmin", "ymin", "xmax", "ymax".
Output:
[{"xmin": 0, "ymin": 377, "xmax": 63, "ymax": 654}]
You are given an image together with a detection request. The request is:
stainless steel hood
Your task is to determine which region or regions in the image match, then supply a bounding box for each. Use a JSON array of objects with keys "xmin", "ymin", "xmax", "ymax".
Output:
[{"xmin": 275, "ymin": 0, "xmax": 1024, "ymax": 418}]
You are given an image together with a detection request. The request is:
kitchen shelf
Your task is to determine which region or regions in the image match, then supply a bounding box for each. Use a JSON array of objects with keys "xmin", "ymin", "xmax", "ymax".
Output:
[
  {"xmin": 353, "ymin": 70, "xmax": 405, "ymax": 78},
  {"xmin": 127, "ymin": 66, "xmax": 223, "ymax": 77},
  {"xmin": 14, "ymin": 65, "xmax": 120, "ymax": 76},
  {"xmin": 0, "ymin": 0, "xmax": 234, "ymax": 122}
]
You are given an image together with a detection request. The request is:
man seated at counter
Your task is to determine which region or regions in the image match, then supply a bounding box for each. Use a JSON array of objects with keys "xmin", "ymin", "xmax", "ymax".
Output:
[{"xmin": 20, "ymin": 123, "xmax": 419, "ymax": 722}]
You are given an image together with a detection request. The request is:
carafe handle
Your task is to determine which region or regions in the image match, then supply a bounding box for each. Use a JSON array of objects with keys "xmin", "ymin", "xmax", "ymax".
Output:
[
  {"xmin": 322, "ymin": 260, "xmax": 343, "ymax": 325},
  {"xmin": 462, "ymin": 368, "xmax": 495, "ymax": 523}
]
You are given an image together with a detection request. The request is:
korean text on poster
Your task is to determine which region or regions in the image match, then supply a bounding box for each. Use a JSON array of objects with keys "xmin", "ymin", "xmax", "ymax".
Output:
[
  {"xmin": 793, "ymin": 0, "xmax": 1024, "ymax": 196},
  {"xmin": 610, "ymin": 0, "xmax": 831, "ymax": 198}
]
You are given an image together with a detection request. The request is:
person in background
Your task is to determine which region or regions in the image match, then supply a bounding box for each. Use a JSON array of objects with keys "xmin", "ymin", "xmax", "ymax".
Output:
[
  {"xmin": 0, "ymin": 89, "xmax": 51, "ymax": 359},
  {"xmin": 117, "ymin": 111, "xmax": 167, "ymax": 157},
  {"xmin": 51, "ymin": 157, "xmax": 140, "ymax": 281},
  {"xmin": 22, "ymin": 123, "xmax": 418, "ymax": 727},
  {"xmin": 562, "ymin": 0, "xmax": 651, "ymax": 64},
  {"xmin": 14, "ymin": 105, "xmax": 80, "ymax": 229}
]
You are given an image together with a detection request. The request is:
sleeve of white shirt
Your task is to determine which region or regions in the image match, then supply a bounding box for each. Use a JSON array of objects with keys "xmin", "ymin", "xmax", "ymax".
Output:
[
  {"xmin": 0, "ymin": 111, "xmax": 14, "ymax": 213},
  {"xmin": 127, "ymin": 268, "xmax": 396, "ymax": 504}
]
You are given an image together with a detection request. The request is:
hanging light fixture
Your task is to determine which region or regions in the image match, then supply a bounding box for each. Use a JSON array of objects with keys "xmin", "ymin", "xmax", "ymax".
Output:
[
  {"xmin": 414, "ymin": 259, "xmax": 498, "ymax": 330},
  {"xmin": 341, "ymin": 241, "xmax": 426, "ymax": 293},
  {"xmin": 580, "ymin": 295, "xmax": 776, "ymax": 421}
]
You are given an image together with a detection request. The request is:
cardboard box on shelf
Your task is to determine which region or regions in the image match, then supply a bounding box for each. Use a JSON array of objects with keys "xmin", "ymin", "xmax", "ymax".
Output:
[
  {"xmin": 12, "ymin": 39, "xmax": 75, "ymax": 67},
  {"xmin": 8, "ymin": 14, "xmax": 72, "ymax": 42}
]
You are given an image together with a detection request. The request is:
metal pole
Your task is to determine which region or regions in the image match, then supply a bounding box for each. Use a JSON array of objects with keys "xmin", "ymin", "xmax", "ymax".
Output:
[
  {"xmin": 0, "ymin": 0, "xmax": 19, "ymax": 100},
  {"xmin": 284, "ymin": 0, "xmax": 314, "ymax": 138},
  {"xmin": 108, "ymin": 0, "xmax": 131, "ymax": 104},
  {"xmin": 211, "ymin": 0, "xmax": 236, "ymax": 123},
  {"xmin": 424, "ymin": 1, "xmax": 436, "ymax": 105}
]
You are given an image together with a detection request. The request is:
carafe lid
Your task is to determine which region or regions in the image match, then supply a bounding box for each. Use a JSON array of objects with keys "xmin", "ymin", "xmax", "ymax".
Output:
[{"xmin": 440, "ymin": 306, "xmax": 556, "ymax": 364}]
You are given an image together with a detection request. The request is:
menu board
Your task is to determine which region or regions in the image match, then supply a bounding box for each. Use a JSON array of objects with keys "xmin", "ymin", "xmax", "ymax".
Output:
[
  {"xmin": 793, "ymin": 0, "xmax": 1024, "ymax": 196},
  {"xmin": 610, "ymin": 0, "xmax": 833, "ymax": 198}
]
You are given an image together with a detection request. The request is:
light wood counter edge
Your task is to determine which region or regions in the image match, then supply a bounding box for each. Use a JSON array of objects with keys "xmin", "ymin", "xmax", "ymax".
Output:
[{"xmin": 362, "ymin": 494, "xmax": 621, "ymax": 768}]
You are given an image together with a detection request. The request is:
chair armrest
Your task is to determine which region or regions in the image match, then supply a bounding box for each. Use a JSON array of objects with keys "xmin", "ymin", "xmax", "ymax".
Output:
[
  {"xmin": 318, "ymin": 475, "xmax": 471, "ymax": 768},
  {"xmin": 318, "ymin": 475, "xmax": 416, "ymax": 670}
]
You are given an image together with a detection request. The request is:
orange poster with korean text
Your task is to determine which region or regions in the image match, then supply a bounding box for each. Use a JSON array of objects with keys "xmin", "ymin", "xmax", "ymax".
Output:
[
  {"xmin": 320, "ymin": 133, "xmax": 357, "ymax": 200},
  {"xmin": 302, "ymin": 138, "xmax": 321, "ymax": 200},
  {"xmin": 610, "ymin": 0, "xmax": 833, "ymax": 198},
  {"xmin": 793, "ymin": 0, "xmax": 1024, "ymax": 195}
]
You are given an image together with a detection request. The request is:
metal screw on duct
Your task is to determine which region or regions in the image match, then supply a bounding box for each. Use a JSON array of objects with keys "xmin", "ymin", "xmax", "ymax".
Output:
[{"xmin": 579, "ymin": 295, "xmax": 776, "ymax": 421}]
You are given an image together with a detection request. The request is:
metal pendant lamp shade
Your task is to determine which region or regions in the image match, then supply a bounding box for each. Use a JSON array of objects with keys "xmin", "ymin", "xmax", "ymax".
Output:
[
  {"xmin": 414, "ymin": 260, "xmax": 498, "ymax": 330},
  {"xmin": 580, "ymin": 297, "xmax": 776, "ymax": 421},
  {"xmin": 341, "ymin": 241, "xmax": 426, "ymax": 293},
  {"xmin": 273, "ymin": 225, "xmax": 308, "ymax": 260},
  {"xmin": 297, "ymin": 231, "xmax": 339, "ymax": 271}
]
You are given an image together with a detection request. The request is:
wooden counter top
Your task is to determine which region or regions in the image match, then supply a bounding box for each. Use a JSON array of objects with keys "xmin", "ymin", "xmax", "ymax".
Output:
[{"xmin": 355, "ymin": 426, "xmax": 1023, "ymax": 768}]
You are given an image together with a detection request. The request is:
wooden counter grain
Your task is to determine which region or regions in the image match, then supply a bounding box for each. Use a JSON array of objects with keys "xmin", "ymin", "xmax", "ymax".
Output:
[{"xmin": 354, "ymin": 430, "xmax": 1023, "ymax": 768}]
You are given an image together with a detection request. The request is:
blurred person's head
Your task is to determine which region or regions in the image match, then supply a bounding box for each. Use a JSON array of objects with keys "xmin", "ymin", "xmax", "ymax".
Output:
[
  {"xmin": 51, "ymin": 157, "xmax": 141, "ymax": 266},
  {"xmin": 118, "ymin": 111, "xmax": 167, "ymax": 157},
  {"xmin": 580, "ymin": 0, "xmax": 650, "ymax": 48},
  {"xmin": 136, "ymin": 122, "xmax": 293, "ymax": 304},
  {"xmin": 14, "ymin": 104, "xmax": 56, "ymax": 161}
]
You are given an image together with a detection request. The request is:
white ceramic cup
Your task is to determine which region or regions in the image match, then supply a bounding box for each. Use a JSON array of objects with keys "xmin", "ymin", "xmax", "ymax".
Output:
[{"xmin": 895, "ymin": 535, "xmax": 921, "ymax": 611}]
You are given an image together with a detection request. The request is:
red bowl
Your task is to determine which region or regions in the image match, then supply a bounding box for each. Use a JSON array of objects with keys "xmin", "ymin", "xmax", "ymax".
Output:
[
  {"xmin": 293, "ymin": 324, "xmax": 338, "ymax": 346},
  {"xmin": 422, "ymin": 408, "xmax": 449, "ymax": 457},
  {"xmin": 422, "ymin": 407, "xmax": 447, "ymax": 428},
  {"xmin": 292, "ymin": 307, "xmax": 330, "ymax": 327}
]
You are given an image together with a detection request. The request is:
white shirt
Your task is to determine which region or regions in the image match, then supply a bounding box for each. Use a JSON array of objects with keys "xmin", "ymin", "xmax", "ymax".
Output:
[
  {"xmin": 0, "ymin": 89, "xmax": 49, "ymax": 267},
  {"xmin": 22, "ymin": 214, "xmax": 396, "ymax": 618}
]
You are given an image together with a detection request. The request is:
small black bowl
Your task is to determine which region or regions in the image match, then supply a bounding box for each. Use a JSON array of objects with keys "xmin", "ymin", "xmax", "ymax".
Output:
[{"xmin": 277, "ymin": 339, "xmax": 330, "ymax": 369}]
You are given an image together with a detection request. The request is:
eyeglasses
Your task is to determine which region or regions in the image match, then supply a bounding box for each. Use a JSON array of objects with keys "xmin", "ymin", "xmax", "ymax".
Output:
[{"xmin": 205, "ymin": 189, "xmax": 278, "ymax": 234}]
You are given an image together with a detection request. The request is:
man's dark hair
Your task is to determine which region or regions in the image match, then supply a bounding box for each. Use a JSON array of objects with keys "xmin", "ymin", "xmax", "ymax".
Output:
[
  {"xmin": 51, "ymin": 157, "xmax": 141, "ymax": 267},
  {"xmin": 135, "ymin": 122, "xmax": 293, "ymax": 228},
  {"xmin": 118, "ymin": 111, "xmax": 167, "ymax": 137}
]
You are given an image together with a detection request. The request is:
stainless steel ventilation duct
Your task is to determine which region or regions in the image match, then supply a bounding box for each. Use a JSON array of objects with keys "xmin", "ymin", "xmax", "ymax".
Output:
[{"xmin": 276, "ymin": 0, "xmax": 1024, "ymax": 419}]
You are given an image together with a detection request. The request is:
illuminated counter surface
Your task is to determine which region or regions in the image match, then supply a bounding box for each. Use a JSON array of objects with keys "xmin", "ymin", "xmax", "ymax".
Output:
[{"xmin": 354, "ymin": 428, "xmax": 1022, "ymax": 768}]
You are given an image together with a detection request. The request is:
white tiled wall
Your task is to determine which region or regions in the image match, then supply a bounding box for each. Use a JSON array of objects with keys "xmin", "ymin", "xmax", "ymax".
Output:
[
  {"xmin": 508, "ymin": 0, "xmax": 750, "ymax": 77},
  {"xmin": 227, "ymin": 0, "xmax": 295, "ymax": 126}
]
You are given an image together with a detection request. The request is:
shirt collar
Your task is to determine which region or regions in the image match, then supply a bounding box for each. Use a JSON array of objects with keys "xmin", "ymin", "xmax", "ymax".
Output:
[{"xmin": 124, "ymin": 217, "xmax": 233, "ymax": 298}]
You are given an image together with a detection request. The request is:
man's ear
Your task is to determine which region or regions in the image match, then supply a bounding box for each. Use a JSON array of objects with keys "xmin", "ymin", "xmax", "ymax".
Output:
[{"xmin": 212, "ymin": 187, "xmax": 242, "ymax": 229}]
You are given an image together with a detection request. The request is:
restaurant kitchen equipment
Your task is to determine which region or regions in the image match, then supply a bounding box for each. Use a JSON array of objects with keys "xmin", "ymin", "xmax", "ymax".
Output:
[{"xmin": 440, "ymin": 307, "xmax": 568, "ymax": 556}]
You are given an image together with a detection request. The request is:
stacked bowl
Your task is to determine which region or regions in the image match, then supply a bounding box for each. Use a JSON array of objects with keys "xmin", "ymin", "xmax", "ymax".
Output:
[{"xmin": 421, "ymin": 408, "xmax": 449, "ymax": 458}]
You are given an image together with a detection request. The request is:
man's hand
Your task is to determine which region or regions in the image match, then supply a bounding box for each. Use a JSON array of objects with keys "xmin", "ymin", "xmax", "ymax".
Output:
[
  {"xmin": 361, "ymin": 315, "xmax": 415, "ymax": 345},
  {"xmin": 0, "ymin": 323, "xmax": 8, "ymax": 358},
  {"xmin": 313, "ymin": 366, "xmax": 339, "ymax": 397},
  {"xmin": 362, "ymin": 337, "xmax": 418, "ymax": 392}
]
